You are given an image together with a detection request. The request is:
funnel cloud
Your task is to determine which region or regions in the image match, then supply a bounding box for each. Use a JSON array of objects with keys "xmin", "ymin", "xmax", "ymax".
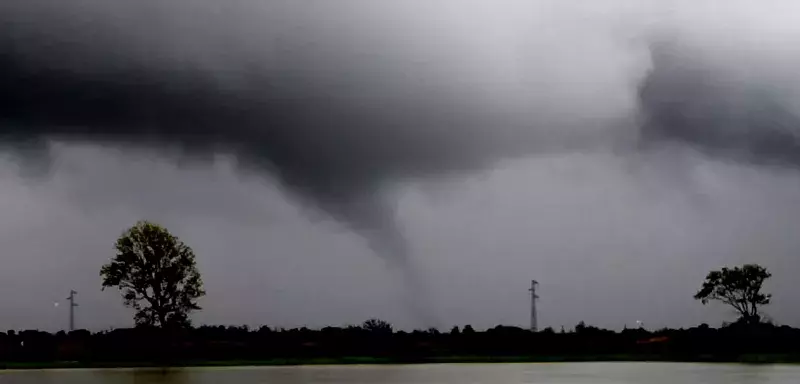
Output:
[
  {"xmin": 0, "ymin": 0, "xmax": 643, "ymax": 265},
  {"xmin": 2, "ymin": 0, "xmax": 800, "ymax": 330}
]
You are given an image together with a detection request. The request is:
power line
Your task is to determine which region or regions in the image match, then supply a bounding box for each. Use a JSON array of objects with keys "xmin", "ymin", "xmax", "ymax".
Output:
[
  {"xmin": 66, "ymin": 290, "xmax": 78, "ymax": 331},
  {"xmin": 529, "ymin": 280, "xmax": 539, "ymax": 332}
]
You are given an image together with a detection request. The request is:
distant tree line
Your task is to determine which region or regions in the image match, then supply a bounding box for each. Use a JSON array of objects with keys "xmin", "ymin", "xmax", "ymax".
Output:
[
  {"xmin": 3, "ymin": 319, "xmax": 800, "ymax": 366},
  {"xmin": 0, "ymin": 220, "xmax": 786, "ymax": 367}
]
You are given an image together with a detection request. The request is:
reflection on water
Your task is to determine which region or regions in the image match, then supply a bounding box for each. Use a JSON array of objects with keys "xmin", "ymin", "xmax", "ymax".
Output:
[{"xmin": 0, "ymin": 363, "xmax": 799, "ymax": 383}]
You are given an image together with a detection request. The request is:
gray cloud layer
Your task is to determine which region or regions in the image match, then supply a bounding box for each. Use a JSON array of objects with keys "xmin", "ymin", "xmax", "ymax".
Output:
[
  {"xmin": 2, "ymin": 0, "xmax": 800, "ymax": 330},
  {"xmin": 640, "ymin": 40, "xmax": 800, "ymax": 166},
  {"xmin": 0, "ymin": 1, "xmax": 646, "ymax": 274}
]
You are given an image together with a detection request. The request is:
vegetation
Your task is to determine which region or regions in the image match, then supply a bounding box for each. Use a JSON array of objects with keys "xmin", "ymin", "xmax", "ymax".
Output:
[
  {"xmin": 0, "ymin": 229, "xmax": 788, "ymax": 369},
  {"xmin": 101, "ymin": 221, "xmax": 205, "ymax": 328},
  {"xmin": 362, "ymin": 318, "xmax": 393, "ymax": 334},
  {"xmin": 694, "ymin": 264, "xmax": 771, "ymax": 324},
  {"xmin": 3, "ymin": 320, "xmax": 800, "ymax": 369}
]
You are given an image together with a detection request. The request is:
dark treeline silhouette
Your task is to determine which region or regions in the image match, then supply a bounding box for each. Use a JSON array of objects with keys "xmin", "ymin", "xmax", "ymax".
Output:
[
  {"xmin": 0, "ymin": 221, "xmax": 784, "ymax": 367},
  {"xmin": 3, "ymin": 319, "xmax": 800, "ymax": 366}
]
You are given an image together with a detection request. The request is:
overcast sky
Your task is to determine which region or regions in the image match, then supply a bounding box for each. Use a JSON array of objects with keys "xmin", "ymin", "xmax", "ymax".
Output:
[{"xmin": 2, "ymin": 0, "xmax": 800, "ymax": 332}]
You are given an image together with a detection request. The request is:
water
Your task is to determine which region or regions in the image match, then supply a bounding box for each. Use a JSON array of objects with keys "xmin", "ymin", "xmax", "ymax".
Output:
[{"xmin": 0, "ymin": 363, "xmax": 799, "ymax": 383}]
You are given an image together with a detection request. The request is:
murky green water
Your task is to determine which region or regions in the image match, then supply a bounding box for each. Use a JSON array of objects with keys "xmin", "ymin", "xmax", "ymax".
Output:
[{"xmin": 0, "ymin": 363, "xmax": 798, "ymax": 383}]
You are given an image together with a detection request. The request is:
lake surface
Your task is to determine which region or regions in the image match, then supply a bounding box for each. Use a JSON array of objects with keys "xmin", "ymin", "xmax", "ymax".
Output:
[{"xmin": 1, "ymin": 363, "xmax": 799, "ymax": 383}]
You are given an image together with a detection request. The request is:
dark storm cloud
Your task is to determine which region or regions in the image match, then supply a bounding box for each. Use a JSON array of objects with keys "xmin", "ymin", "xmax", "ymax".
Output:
[
  {"xmin": 0, "ymin": 0, "xmax": 639, "ymax": 266},
  {"xmin": 3, "ymin": 0, "xmax": 800, "ymax": 271},
  {"xmin": 5, "ymin": 0, "xmax": 800, "ymax": 331},
  {"xmin": 638, "ymin": 40, "xmax": 800, "ymax": 167}
]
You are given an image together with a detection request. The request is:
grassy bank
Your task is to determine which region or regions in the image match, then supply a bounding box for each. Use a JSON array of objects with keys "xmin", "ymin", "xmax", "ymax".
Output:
[{"xmin": 3, "ymin": 354, "xmax": 800, "ymax": 370}]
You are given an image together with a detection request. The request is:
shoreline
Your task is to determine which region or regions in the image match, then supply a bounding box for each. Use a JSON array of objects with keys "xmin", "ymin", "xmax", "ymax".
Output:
[{"xmin": 3, "ymin": 354, "xmax": 800, "ymax": 370}]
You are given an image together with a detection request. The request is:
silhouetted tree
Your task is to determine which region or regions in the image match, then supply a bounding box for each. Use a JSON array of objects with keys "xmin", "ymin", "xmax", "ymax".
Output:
[
  {"xmin": 101, "ymin": 221, "xmax": 205, "ymax": 328},
  {"xmin": 5, "ymin": 320, "xmax": 800, "ymax": 365},
  {"xmin": 694, "ymin": 264, "xmax": 771, "ymax": 324},
  {"xmin": 463, "ymin": 325, "xmax": 475, "ymax": 334},
  {"xmin": 362, "ymin": 319, "xmax": 392, "ymax": 334}
]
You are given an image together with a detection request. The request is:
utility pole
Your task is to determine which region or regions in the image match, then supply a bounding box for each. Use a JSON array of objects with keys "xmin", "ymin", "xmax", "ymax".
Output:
[
  {"xmin": 67, "ymin": 290, "xmax": 78, "ymax": 332},
  {"xmin": 529, "ymin": 280, "xmax": 539, "ymax": 332}
]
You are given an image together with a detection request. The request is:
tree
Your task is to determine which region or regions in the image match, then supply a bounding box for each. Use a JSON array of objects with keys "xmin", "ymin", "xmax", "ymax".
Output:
[
  {"xmin": 694, "ymin": 264, "xmax": 771, "ymax": 324},
  {"xmin": 362, "ymin": 319, "xmax": 393, "ymax": 334},
  {"xmin": 101, "ymin": 221, "xmax": 205, "ymax": 328}
]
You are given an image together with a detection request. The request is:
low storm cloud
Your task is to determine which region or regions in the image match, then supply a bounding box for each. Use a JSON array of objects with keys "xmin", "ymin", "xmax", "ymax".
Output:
[{"xmin": 1, "ymin": 0, "xmax": 800, "ymax": 330}]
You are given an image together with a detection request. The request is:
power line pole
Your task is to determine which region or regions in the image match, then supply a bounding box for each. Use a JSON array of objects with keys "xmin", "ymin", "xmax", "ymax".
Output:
[
  {"xmin": 67, "ymin": 290, "xmax": 78, "ymax": 331},
  {"xmin": 529, "ymin": 280, "xmax": 539, "ymax": 332}
]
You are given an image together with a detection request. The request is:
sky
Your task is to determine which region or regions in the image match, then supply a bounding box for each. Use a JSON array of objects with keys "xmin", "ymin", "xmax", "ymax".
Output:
[{"xmin": 2, "ymin": 0, "xmax": 800, "ymax": 332}]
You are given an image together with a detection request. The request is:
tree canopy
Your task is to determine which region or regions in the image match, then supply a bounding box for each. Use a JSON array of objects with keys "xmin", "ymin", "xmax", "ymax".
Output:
[
  {"xmin": 362, "ymin": 319, "xmax": 393, "ymax": 334},
  {"xmin": 694, "ymin": 264, "xmax": 771, "ymax": 324},
  {"xmin": 101, "ymin": 220, "xmax": 205, "ymax": 328}
]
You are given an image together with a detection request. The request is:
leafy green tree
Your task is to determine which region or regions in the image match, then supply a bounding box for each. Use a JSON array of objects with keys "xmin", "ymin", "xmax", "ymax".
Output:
[
  {"xmin": 101, "ymin": 221, "xmax": 205, "ymax": 328},
  {"xmin": 694, "ymin": 264, "xmax": 771, "ymax": 324}
]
